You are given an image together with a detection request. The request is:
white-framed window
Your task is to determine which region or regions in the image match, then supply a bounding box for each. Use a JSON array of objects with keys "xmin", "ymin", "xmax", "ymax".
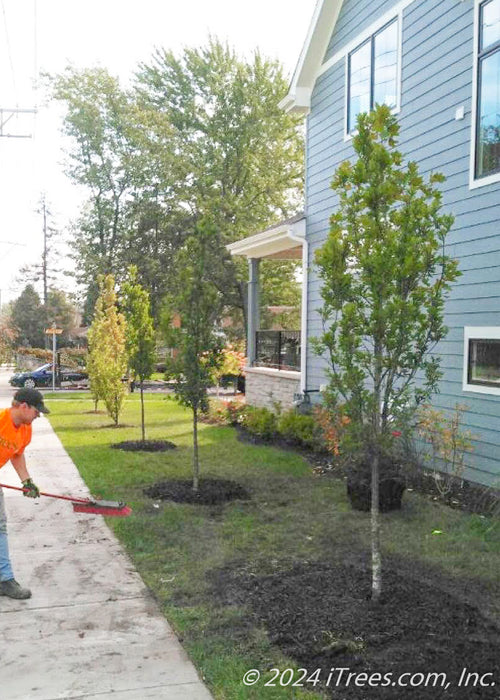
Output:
[
  {"xmin": 470, "ymin": 0, "xmax": 500, "ymax": 188},
  {"xmin": 346, "ymin": 18, "xmax": 400, "ymax": 135},
  {"xmin": 463, "ymin": 327, "xmax": 500, "ymax": 395}
]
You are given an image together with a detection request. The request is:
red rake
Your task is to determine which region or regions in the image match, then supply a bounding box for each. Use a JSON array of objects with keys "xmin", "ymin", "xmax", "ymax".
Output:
[{"xmin": 0, "ymin": 483, "xmax": 132, "ymax": 517}]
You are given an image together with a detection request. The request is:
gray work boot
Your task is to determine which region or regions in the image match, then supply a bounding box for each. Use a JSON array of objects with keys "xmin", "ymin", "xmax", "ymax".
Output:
[{"xmin": 0, "ymin": 579, "xmax": 32, "ymax": 599}]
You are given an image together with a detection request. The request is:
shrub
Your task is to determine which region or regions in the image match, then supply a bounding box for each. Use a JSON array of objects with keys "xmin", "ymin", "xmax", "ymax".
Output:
[
  {"xmin": 204, "ymin": 400, "xmax": 229, "ymax": 425},
  {"xmin": 277, "ymin": 409, "xmax": 317, "ymax": 449},
  {"xmin": 240, "ymin": 406, "xmax": 277, "ymax": 440},
  {"xmin": 59, "ymin": 348, "xmax": 87, "ymax": 368},
  {"xmin": 17, "ymin": 347, "xmax": 87, "ymax": 369},
  {"xmin": 17, "ymin": 347, "xmax": 51, "ymax": 362},
  {"xmin": 313, "ymin": 405, "xmax": 350, "ymax": 456},
  {"xmin": 225, "ymin": 399, "xmax": 246, "ymax": 426},
  {"xmin": 416, "ymin": 403, "xmax": 476, "ymax": 497}
]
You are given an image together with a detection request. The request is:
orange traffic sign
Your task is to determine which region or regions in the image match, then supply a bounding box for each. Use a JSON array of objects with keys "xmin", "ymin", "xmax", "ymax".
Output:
[{"xmin": 45, "ymin": 328, "xmax": 63, "ymax": 334}]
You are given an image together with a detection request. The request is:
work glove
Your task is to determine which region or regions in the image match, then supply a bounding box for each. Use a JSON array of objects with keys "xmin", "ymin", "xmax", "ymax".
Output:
[{"xmin": 22, "ymin": 478, "xmax": 40, "ymax": 498}]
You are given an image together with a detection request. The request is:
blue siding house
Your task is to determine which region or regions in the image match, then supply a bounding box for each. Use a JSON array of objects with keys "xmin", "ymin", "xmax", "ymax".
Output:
[{"xmin": 229, "ymin": 0, "xmax": 500, "ymax": 486}]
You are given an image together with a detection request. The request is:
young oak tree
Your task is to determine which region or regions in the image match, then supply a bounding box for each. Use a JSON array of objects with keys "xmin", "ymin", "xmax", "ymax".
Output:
[
  {"xmin": 87, "ymin": 274, "xmax": 128, "ymax": 425},
  {"xmin": 121, "ymin": 265, "xmax": 156, "ymax": 442},
  {"xmin": 314, "ymin": 105, "xmax": 460, "ymax": 601},
  {"xmin": 164, "ymin": 222, "xmax": 223, "ymax": 492}
]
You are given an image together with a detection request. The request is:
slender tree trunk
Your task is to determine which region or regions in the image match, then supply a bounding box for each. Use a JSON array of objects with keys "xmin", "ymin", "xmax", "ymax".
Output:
[
  {"xmin": 192, "ymin": 408, "xmax": 199, "ymax": 492},
  {"xmin": 372, "ymin": 339, "xmax": 383, "ymax": 602},
  {"xmin": 140, "ymin": 382, "xmax": 145, "ymax": 442},
  {"xmin": 371, "ymin": 451, "xmax": 382, "ymax": 601}
]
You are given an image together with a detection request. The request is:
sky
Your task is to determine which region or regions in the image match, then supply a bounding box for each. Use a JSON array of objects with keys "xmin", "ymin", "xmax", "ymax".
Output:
[{"xmin": 0, "ymin": 0, "xmax": 317, "ymax": 307}]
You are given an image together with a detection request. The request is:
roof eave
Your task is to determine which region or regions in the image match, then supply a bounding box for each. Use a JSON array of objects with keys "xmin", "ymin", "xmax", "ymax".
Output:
[{"xmin": 281, "ymin": 0, "xmax": 344, "ymax": 114}]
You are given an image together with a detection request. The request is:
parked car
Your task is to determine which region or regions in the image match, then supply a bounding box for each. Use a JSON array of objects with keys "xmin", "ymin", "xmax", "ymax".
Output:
[{"xmin": 9, "ymin": 363, "xmax": 88, "ymax": 389}]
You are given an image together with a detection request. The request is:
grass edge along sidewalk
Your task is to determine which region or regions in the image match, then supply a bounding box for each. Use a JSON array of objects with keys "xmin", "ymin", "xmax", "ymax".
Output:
[{"xmin": 46, "ymin": 393, "xmax": 500, "ymax": 699}]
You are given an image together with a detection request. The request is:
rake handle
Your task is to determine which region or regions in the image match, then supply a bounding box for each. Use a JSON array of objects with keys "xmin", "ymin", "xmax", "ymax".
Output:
[{"xmin": 0, "ymin": 482, "xmax": 92, "ymax": 505}]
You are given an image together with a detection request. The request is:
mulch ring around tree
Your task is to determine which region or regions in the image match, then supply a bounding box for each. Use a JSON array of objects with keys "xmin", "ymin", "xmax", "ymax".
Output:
[
  {"xmin": 143, "ymin": 478, "xmax": 250, "ymax": 505},
  {"xmin": 209, "ymin": 557, "xmax": 500, "ymax": 699},
  {"xmin": 111, "ymin": 439, "xmax": 177, "ymax": 452}
]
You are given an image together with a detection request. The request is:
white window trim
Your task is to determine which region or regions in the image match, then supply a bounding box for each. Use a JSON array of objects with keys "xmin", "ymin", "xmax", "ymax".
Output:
[
  {"xmin": 343, "ymin": 10, "xmax": 403, "ymax": 141},
  {"xmin": 469, "ymin": 0, "xmax": 500, "ymax": 190},
  {"xmin": 463, "ymin": 326, "xmax": 500, "ymax": 396}
]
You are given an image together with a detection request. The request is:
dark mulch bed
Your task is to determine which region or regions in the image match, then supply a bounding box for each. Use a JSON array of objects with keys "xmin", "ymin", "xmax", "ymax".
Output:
[
  {"xmin": 210, "ymin": 558, "xmax": 500, "ymax": 699},
  {"xmin": 143, "ymin": 478, "xmax": 250, "ymax": 505},
  {"xmin": 111, "ymin": 439, "xmax": 176, "ymax": 452}
]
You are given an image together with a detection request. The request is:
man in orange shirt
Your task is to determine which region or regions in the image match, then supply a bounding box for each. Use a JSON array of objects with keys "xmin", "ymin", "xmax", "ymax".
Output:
[{"xmin": 0, "ymin": 387, "xmax": 49, "ymax": 599}]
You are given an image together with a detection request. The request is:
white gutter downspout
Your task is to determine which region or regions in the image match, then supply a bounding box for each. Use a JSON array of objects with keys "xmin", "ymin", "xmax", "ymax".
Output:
[{"xmin": 289, "ymin": 231, "xmax": 308, "ymax": 394}]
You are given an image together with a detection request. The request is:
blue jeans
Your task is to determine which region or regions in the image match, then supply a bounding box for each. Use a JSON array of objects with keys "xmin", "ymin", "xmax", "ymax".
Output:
[{"xmin": 0, "ymin": 486, "xmax": 14, "ymax": 582}]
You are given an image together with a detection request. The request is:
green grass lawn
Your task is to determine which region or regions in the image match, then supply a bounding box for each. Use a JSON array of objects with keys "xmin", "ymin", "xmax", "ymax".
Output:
[{"xmin": 46, "ymin": 393, "xmax": 500, "ymax": 699}]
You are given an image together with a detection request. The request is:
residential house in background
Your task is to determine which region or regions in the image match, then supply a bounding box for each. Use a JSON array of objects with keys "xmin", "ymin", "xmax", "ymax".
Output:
[{"xmin": 229, "ymin": 0, "xmax": 500, "ymax": 486}]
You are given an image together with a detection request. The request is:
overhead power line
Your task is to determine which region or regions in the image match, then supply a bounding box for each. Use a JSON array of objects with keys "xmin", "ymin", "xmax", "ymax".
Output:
[
  {"xmin": 1, "ymin": 0, "xmax": 17, "ymax": 99},
  {"xmin": 0, "ymin": 107, "xmax": 37, "ymax": 138},
  {"xmin": 0, "ymin": 1, "xmax": 38, "ymax": 137}
]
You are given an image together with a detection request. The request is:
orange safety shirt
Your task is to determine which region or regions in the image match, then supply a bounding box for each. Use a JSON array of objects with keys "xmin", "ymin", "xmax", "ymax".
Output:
[{"xmin": 0, "ymin": 408, "xmax": 32, "ymax": 469}]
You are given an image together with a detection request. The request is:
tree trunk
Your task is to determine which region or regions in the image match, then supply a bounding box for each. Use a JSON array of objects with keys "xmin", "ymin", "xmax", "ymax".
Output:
[
  {"xmin": 192, "ymin": 408, "xmax": 199, "ymax": 492},
  {"xmin": 371, "ymin": 450, "xmax": 382, "ymax": 602},
  {"xmin": 372, "ymin": 338, "xmax": 383, "ymax": 602},
  {"xmin": 140, "ymin": 382, "xmax": 145, "ymax": 442}
]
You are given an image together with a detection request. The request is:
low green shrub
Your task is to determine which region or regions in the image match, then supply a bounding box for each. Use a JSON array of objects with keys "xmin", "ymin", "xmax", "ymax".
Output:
[
  {"xmin": 277, "ymin": 409, "xmax": 317, "ymax": 449},
  {"xmin": 240, "ymin": 405, "xmax": 277, "ymax": 440}
]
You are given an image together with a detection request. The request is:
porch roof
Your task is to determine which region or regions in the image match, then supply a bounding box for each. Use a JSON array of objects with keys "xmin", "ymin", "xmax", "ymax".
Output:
[{"xmin": 226, "ymin": 213, "xmax": 306, "ymax": 260}]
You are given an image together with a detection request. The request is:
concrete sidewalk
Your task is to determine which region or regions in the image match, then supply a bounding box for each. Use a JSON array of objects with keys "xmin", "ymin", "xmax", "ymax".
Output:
[{"xmin": 0, "ymin": 367, "xmax": 213, "ymax": 700}]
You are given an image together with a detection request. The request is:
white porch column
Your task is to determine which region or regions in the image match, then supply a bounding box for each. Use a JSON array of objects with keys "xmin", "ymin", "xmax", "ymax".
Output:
[{"xmin": 247, "ymin": 258, "xmax": 260, "ymax": 365}]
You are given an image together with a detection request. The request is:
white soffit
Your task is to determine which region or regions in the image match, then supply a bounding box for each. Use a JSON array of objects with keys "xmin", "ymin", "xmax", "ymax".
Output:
[
  {"xmin": 280, "ymin": 0, "xmax": 344, "ymax": 114},
  {"xmin": 227, "ymin": 218, "xmax": 306, "ymax": 259}
]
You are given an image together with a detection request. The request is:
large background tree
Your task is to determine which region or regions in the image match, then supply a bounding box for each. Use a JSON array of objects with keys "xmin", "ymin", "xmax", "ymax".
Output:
[
  {"xmin": 49, "ymin": 39, "xmax": 304, "ymax": 327},
  {"xmin": 314, "ymin": 105, "xmax": 460, "ymax": 601},
  {"xmin": 45, "ymin": 288, "xmax": 79, "ymax": 344},
  {"xmin": 10, "ymin": 285, "xmax": 47, "ymax": 348},
  {"xmin": 135, "ymin": 39, "xmax": 304, "ymax": 325},
  {"xmin": 48, "ymin": 67, "xmax": 142, "ymax": 317},
  {"xmin": 19, "ymin": 195, "xmax": 63, "ymax": 305}
]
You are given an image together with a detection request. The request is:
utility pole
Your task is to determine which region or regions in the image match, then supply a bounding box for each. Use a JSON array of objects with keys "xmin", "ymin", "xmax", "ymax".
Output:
[
  {"xmin": 17, "ymin": 197, "xmax": 58, "ymax": 306},
  {"xmin": 0, "ymin": 108, "xmax": 37, "ymax": 139},
  {"xmin": 42, "ymin": 198, "xmax": 48, "ymax": 305}
]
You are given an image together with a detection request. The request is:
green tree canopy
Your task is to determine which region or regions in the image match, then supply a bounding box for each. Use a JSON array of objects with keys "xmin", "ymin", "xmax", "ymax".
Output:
[
  {"xmin": 87, "ymin": 274, "xmax": 128, "ymax": 424},
  {"xmin": 163, "ymin": 222, "xmax": 224, "ymax": 492},
  {"xmin": 135, "ymin": 38, "xmax": 304, "ymax": 323},
  {"xmin": 11, "ymin": 285, "xmax": 47, "ymax": 348},
  {"xmin": 45, "ymin": 288, "xmax": 78, "ymax": 343},
  {"xmin": 121, "ymin": 265, "xmax": 156, "ymax": 441},
  {"xmin": 48, "ymin": 40, "xmax": 304, "ymax": 328},
  {"xmin": 48, "ymin": 67, "xmax": 141, "ymax": 303}
]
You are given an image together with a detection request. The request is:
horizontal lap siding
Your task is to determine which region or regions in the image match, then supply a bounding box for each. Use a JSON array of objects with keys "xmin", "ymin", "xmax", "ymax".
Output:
[
  {"xmin": 306, "ymin": 0, "xmax": 500, "ymax": 485},
  {"xmin": 324, "ymin": 0, "xmax": 401, "ymax": 61}
]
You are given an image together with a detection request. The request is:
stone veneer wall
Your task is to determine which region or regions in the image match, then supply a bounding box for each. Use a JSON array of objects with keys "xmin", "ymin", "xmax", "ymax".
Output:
[{"xmin": 244, "ymin": 367, "xmax": 301, "ymax": 411}]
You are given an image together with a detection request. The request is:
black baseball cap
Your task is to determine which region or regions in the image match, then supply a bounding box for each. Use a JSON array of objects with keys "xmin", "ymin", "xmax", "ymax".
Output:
[{"xmin": 13, "ymin": 388, "xmax": 50, "ymax": 414}]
